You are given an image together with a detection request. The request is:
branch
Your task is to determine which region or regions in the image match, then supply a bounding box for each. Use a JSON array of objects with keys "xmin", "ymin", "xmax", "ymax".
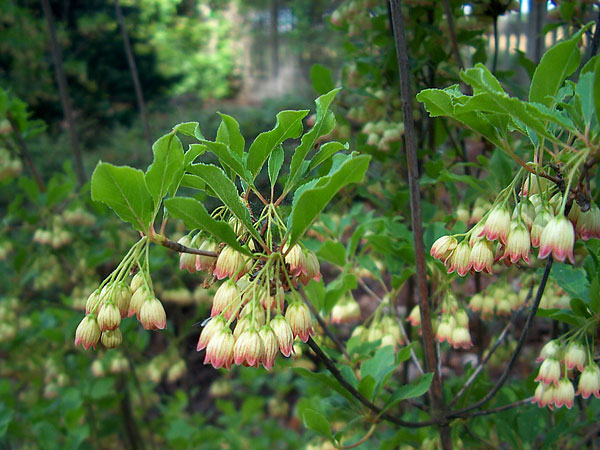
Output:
[
  {"xmin": 306, "ymin": 337, "xmax": 437, "ymax": 428},
  {"xmin": 448, "ymin": 257, "xmax": 553, "ymax": 418},
  {"xmin": 441, "ymin": 0, "xmax": 465, "ymax": 72},
  {"xmin": 388, "ymin": 3, "xmax": 450, "ymax": 447},
  {"xmin": 159, "ymin": 237, "xmax": 219, "ymax": 257}
]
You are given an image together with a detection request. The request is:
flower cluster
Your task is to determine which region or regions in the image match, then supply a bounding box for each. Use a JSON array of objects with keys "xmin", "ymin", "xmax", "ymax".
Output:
[
  {"xmin": 350, "ymin": 314, "xmax": 405, "ymax": 351},
  {"xmin": 195, "ymin": 242, "xmax": 322, "ymax": 371},
  {"xmin": 532, "ymin": 339, "xmax": 600, "ymax": 410},
  {"xmin": 468, "ymin": 283, "xmax": 526, "ymax": 318},
  {"xmin": 430, "ymin": 173, "xmax": 600, "ymax": 277}
]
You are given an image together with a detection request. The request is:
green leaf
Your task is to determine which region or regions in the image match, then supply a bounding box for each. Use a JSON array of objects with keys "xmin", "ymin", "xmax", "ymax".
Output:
[
  {"xmin": 529, "ymin": 27, "xmax": 588, "ymax": 107},
  {"xmin": 460, "ymin": 63, "xmax": 505, "ymax": 94},
  {"xmin": 145, "ymin": 132, "xmax": 185, "ymax": 204},
  {"xmin": 303, "ymin": 408, "xmax": 333, "ymax": 439},
  {"xmin": 216, "ymin": 113, "xmax": 245, "ymax": 157},
  {"xmin": 287, "ymin": 153, "xmax": 370, "ymax": 247},
  {"xmin": 268, "ymin": 145, "xmax": 284, "ymax": 187},
  {"xmin": 380, "ymin": 373, "xmax": 434, "ymax": 415},
  {"xmin": 286, "ymin": 89, "xmax": 341, "ymax": 190},
  {"xmin": 358, "ymin": 375, "xmax": 376, "ymax": 400},
  {"xmin": 310, "ymin": 63, "xmax": 335, "ymax": 95},
  {"xmin": 246, "ymin": 109, "xmax": 309, "ymax": 179},
  {"xmin": 360, "ymin": 345, "xmax": 397, "ymax": 398},
  {"xmin": 548, "ymin": 262, "xmax": 589, "ymax": 301},
  {"xmin": 164, "ymin": 197, "xmax": 250, "ymax": 255},
  {"xmin": 294, "ymin": 367, "xmax": 358, "ymax": 405},
  {"xmin": 309, "ymin": 141, "xmax": 348, "ymax": 171},
  {"xmin": 570, "ymin": 297, "xmax": 591, "ymax": 319},
  {"xmin": 91, "ymin": 162, "xmax": 153, "ymax": 232},
  {"xmin": 187, "ymin": 163, "xmax": 263, "ymax": 244},
  {"xmin": 180, "ymin": 174, "xmax": 205, "ymax": 190},
  {"xmin": 172, "ymin": 121, "xmax": 203, "ymax": 139},
  {"xmin": 200, "ymin": 140, "xmax": 248, "ymax": 182},
  {"xmin": 185, "ymin": 144, "xmax": 207, "ymax": 166},
  {"xmin": 324, "ymin": 273, "xmax": 357, "ymax": 313},
  {"xmin": 317, "ymin": 240, "xmax": 346, "ymax": 266},
  {"xmin": 594, "ymin": 57, "xmax": 600, "ymax": 129},
  {"xmin": 575, "ymin": 72, "xmax": 595, "ymax": 127}
]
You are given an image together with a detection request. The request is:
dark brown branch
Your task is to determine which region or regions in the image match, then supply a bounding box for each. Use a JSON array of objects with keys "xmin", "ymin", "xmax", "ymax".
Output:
[
  {"xmin": 6, "ymin": 112, "xmax": 46, "ymax": 192},
  {"xmin": 306, "ymin": 337, "xmax": 437, "ymax": 428},
  {"xmin": 466, "ymin": 397, "xmax": 533, "ymax": 418},
  {"xmin": 448, "ymin": 257, "xmax": 553, "ymax": 419},
  {"xmin": 114, "ymin": 0, "xmax": 153, "ymax": 150},
  {"xmin": 40, "ymin": 0, "xmax": 86, "ymax": 187},
  {"xmin": 160, "ymin": 238, "xmax": 218, "ymax": 257},
  {"xmin": 389, "ymin": 2, "xmax": 451, "ymax": 448},
  {"xmin": 441, "ymin": 0, "xmax": 465, "ymax": 72}
]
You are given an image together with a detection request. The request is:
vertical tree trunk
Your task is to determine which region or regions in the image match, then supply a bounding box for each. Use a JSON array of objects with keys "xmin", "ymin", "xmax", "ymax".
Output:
[
  {"xmin": 40, "ymin": 0, "xmax": 86, "ymax": 187},
  {"xmin": 527, "ymin": 0, "xmax": 546, "ymax": 63},
  {"xmin": 114, "ymin": 0, "xmax": 153, "ymax": 151}
]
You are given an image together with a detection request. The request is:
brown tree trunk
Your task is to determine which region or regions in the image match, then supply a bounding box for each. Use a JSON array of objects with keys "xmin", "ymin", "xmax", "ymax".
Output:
[{"xmin": 40, "ymin": 0, "xmax": 86, "ymax": 187}]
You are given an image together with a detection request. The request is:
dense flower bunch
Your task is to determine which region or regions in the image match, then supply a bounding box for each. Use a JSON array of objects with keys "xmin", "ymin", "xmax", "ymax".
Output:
[
  {"xmin": 430, "ymin": 172, "xmax": 600, "ymax": 277},
  {"xmin": 192, "ymin": 239, "xmax": 321, "ymax": 370},
  {"xmin": 532, "ymin": 339, "xmax": 600, "ymax": 409}
]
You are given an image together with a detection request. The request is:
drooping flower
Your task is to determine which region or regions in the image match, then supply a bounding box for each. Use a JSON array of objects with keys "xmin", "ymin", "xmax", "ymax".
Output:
[
  {"xmin": 196, "ymin": 239, "xmax": 219, "ymax": 272},
  {"xmin": 259, "ymin": 326, "xmax": 279, "ymax": 370},
  {"xmin": 530, "ymin": 208, "xmax": 554, "ymax": 248},
  {"xmin": 536, "ymin": 339, "xmax": 561, "ymax": 363},
  {"xmin": 97, "ymin": 302, "xmax": 121, "ymax": 332},
  {"xmin": 204, "ymin": 328, "xmax": 235, "ymax": 369},
  {"xmin": 101, "ymin": 329, "xmax": 123, "ymax": 349},
  {"xmin": 233, "ymin": 328, "xmax": 265, "ymax": 368},
  {"xmin": 553, "ymin": 378, "xmax": 575, "ymax": 409},
  {"xmin": 430, "ymin": 235, "xmax": 457, "ymax": 262},
  {"xmin": 74, "ymin": 315, "xmax": 101, "ymax": 350},
  {"xmin": 406, "ymin": 305, "xmax": 421, "ymax": 327},
  {"xmin": 446, "ymin": 241, "xmax": 472, "ymax": 276},
  {"xmin": 178, "ymin": 235, "xmax": 197, "ymax": 273},
  {"xmin": 500, "ymin": 223, "xmax": 531, "ymax": 264},
  {"xmin": 576, "ymin": 364, "xmax": 600, "ymax": 399},
  {"xmin": 284, "ymin": 244, "xmax": 307, "ymax": 277},
  {"xmin": 285, "ymin": 301, "xmax": 314, "ymax": 342},
  {"xmin": 564, "ymin": 341, "xmax": 587, "ymax": 371},
  {"xmin": 139, "ymin": 297, "xmax": 167, "ymax": 330},
  {"xmin": 300, "ymin": 250, "xmax": 322, "ymax": 284},
  {"xmin": 469, "ymin": 239, "xmax": 494, "ymax": 273},
  {"xmin": 211, "ymin": 281, "xmax": 241, "ymax": 319},
  {"xmin": 576, "ymin": 203, "xmax": 600, "ymax": 241},
  {"xmin": 480, "ymin": 205, "xmax": 511, "ymax": 244},
  {"xmin": 534, "ymin": 358, "xmax": 561, "ymax": 386},
  {"xmin": 450, "ymin": 326, "xmax": 473, "ymax": 349},
  {"xmin": 214, "ymin": 246, "xmax": 249, "ymax": 280},
  {"xmin": 197, "ymin": 316, "xmax": 226, "ymax": 351},
  {"xmin": 538, "ymin": 215, "xmax": 575, "ymax": 263},
  {"xmin": 270, "ymin": 314, "xmax": 294, "ymax": 357}
]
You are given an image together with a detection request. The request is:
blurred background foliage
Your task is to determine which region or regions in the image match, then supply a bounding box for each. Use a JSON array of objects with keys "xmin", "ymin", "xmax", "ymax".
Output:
[{"xmin": 1, "ymin": 0, "xmax": 599, "ymax": 448}]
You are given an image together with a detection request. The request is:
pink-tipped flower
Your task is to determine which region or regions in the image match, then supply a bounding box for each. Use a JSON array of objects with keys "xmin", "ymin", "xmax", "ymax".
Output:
[
  {"xmin": 114, "ymin": 282, "xmax": 132, "ymax": 318},
  {"xmin": 532, "ymin": 382, "xmax": 548, "ymax": 407},
  {"xmin": 450, "ymin": 326, "xmax": 473, "ymax": 349},
  {"xmin": 258, "ymin": 326, "xmax": 278, "ymax": 370},
  {"xmin": 435, "ymin": 316, "xmax": 455, "ymax": 344},
  {"xmin": 204, "ymin": 328, "xmax": 235, "ymax": 369},
  {"xmin": 85, "ymin": 289, "xmax": 102, "ymax": 315},
  {"xmin": 576, "ymin": 203, "xmax": 600, "ymax": 240},
  {"xmin": 129, "ymin": 285, "xmax": 151, "ymax": 319},
  {"xmin": 553, "ymin": 378, "xmax": 575, "ymax": 408},
  {"xmin": 514, "ymin": 200, "xmax": 536, "ymax": 230},
  {"xmin": 197, "ymin": 316, "xmax": 227, "ymax": 351},
  {"xmin": 285, "ymin": 244, "xmax": 307, "ymax": 277},
  {"xmin": 233, "ymin": 328, "xmax": 265, "ymax": 367},
  {"xmin": 139, "ymin": 297, "xmax": 167, "ymax": 330},
  {"xmin": 285, "ymin": 301, "xmax": 314, "ymax": 342},
  {"xmin": 233, "ymin": 315, "xmax": 252, "ymax": 339},
  {"xmin": 74, "ymin": 315, "xmax": 101, "ymax": 350},
  {"xmin": 196, "ymin": 239, "xmax": 219, "ymax": 272},
  {"xmin": 538, "ymin": 215, "xmax": 575, "ymax": 263},
  {"xmin": 130, "ymin": 272, "xmax": 144, "ymax": 293},
  {"xmin": 500, "ymin": 223, "xmax": 531, "ymax": 264},
  {"xmin": 522, "ymin": 175, "xmax": 546, "ymax": 196},
  {"xmin": 430, "ymin": 235, "xmax": 457, "ymax": 262},
  {"xmin": 214, "ymin": 246, "xmax": 249, "ymax": 281},
  {"xmin": 300, "ymin": 250, "xmax": 322, "ymax": 285},
  {"xmin": 530, "ymin": 208, "xmax": 552, "ymax": 248},
  {"xmin": 101, "ymin": 329, "xmax": 123, "ymax": 349},
  {"xmin": 270, "ymin": 315, "xmax": 294, "ymax": 357},
  {"xmin": 331, "ymin": 295, "xmax": 361, "ymax": 324},
  {"xmin": 406, "ymin": 305, "xmax": 421, "ymax": 327},
  {"xmin": 97, "ymin": 302, "xmax": 121, "ymax": 332},
  {"xmin": 480, "ymin": 205, "xmax": 511, "ymax": 244},
  {"xmin": 446, "ymin": 241, "xmax": 472, "ymax": 276},
  {"xmin": 536, "ymin": 339, "xmax": 561, "ymax": 363},
  {"xmin": 178, "ymin": 235, "xmax": 197, "ymax": 273},
  {"xmin": 564, "ymin": 342, "xmax": 587, "ymax": 371},
  {"xmin": 534, "ymin": 358, "xmax": 561, "ymax": 386},
  {"xmin": 468, "ymin": 294, "xmax": 484, "ymax": 312},
  {"xmin": 211, "ymin": 281, "xmax": 241, "ymax": 318},
  {"xmin": 469, "ymin": 239, "xmax": 494, "ymax": 273},
  {"xmin": 576, "ymin": 364, "xmax": 600, "ymax": 399}
]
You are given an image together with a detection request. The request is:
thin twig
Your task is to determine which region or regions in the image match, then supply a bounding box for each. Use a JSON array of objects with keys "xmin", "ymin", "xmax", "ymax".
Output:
[
  {"xmin": 449, "ymin": 284, "xmax": 534, "ymax": 407},
  {"xmin": 448, "ymin": 257, "xmax": 553, "ymax": 418},
  {"xmin": 441, "ymin": 0, "xmax": 465, "ymax": 72},
  {"xmin": 160, "ymin": 237, "xmax": 219, "ymax": 257},
  {"xmin": 465, "ymin": 397, "xmax": 533, "ymax": 418},
  {"xmin": 306, "ymin": 337, "xmax": 437, "ymax": 428}
]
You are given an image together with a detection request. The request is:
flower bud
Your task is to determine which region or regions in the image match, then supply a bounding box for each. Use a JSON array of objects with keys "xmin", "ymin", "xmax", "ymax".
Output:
[
  {"xmin": 406, "ymin": 305, "xmax": 421, "ymax": 326},
  {"xmin": 74, "ymin": 315, "xmax": 101, "ymax": 350},
  {"xmin": 468, "ymin": 294, "xmax": 483, "ymax": 312},
  {"xmin": 576, "ymin": 364, "xmax": 600, "ymax": 399},
  {"xmin": 430, "ymin": 235, "xmax": 457, "ymax": 262},
  {"xmin": 211, "ymin": 281, "xmax": 241, "ymax": 318},
  {"xmin": 239, "ymin": 301, "xmax": 266, "ymax": 327},
  {"xmin": 234, "ymin": 328, "xmax": 265, "ymax": 367},
  {"xmin": 576, "ymin": 203, "xmax": 600, "ymax": 241},
  {"xmin": 514, "ymin": 199, "xmax": 536, "ymax": 230},
  {"xmin": 530, "ymin": 208, "xmax": 553, "ymax": 248},
  {"xmin": 197, "ymin": 316, "xmax": 226, "ymax": 351},
  {"xmin": 177, "ymin": 236, "xmax": 196, "ymax": 272},
  {"xmin": 214, "ymin": 246, "xmax": 249, "ymax": 281},
  {"xmin": 270, "ymin": 315, "xmax": 294, "ymax": 357},
  {"xmin": 284, "ymin": 244, "xmax": 307, "ymax": 277},
  {"xmin": 101, "ymin": 329, "xmax": 123, "ymax": 349},
  {"xmin": 501, "ymin": 222, "xmax": 531, "ymax": 264},
  {"xmin": 285, "ymin": 301, "xmax": 314, "ymax": 342},
  {"xmin": 300, "ymin": 250, "xmax": 321, "ymax": 285},
  {"xmin": 130, "ymin": 272, "xmax": 145, "ymax": 293},
  {"xmin": 139, "ymin": 297, "xmax": 167, "ymax": 330},
  {"xmin": 331, "ymin": 295, "xmax": 361, "ymax": 324},
  {"xmin": 564, "ymin": 341, "xmax": 586, "ymax": 371},
  {"xmin": 539, "ymin": 215, "xmax": 575, "ymax": 263},
  {"xmin": 553, "ymin": 378, "xmax": 575, "ymax": 408},
  {"xmin": 436, "ymin": 316, "xmax": 455, "ymax": 344},
  {"xmin": 450, "ymin": 326, "xmax": 473, "ymax": 349},
  {"xmin": 233, "ymin": 315, "xmax": 252, "ymax": 339},
  {"xmin": 480, "ymin": 205, "xmax": 511, "ymax": 244},
  {"xmin": 85, "ymin": 289, "xmax": 101, "ymax": 315},
  {"xmin": 114, "ymin": 282, "xmax": 132, "ymax": 318},
  {"xmin": 97, "ymin": 302, "xmax": 121, "ymax": 331},
  {"xmin": 469, "ymin": 239, "xmax": 493, "ymax": 273},
  {"xmin": 534, "ymin": 358, "xmax": 561, "ymax": 386},
  {"xmin": 259, "ymin": 326, "xmax": 279, "ymax": 370},
  {"xmin": 204, "ymin": 328, "xmax": 235, "ymax": 369},
  {"xmin": 129, "ymin": 285, "xmax": 151, "ymax": 318},
  {"xmin": 446, "ymin": 241, "xmax": 472, "ymax": 276},
  {"xmin": 196, "ymin": 239, "xmax": 219, "ymax": 272}
]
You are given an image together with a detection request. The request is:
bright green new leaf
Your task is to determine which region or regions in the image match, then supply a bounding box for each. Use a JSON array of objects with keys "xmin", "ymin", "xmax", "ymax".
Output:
[
  {"xmin": 145, "ymin": 132, "xmax": 185, "ymax": 205},
  {"xmin": 91, "ymin": 162, "xmax": 154, "ymax": 232},
  {"xmin": 360, "ymin": 345, "xmax": 397, "ymax": 398},
  {"xmin": 216, "ymin": 113, "xmax": 245, "ymax": 157},
  {"xmin": 268, "ymin": 145, "xmax": 284, "ymax": 187},
  {"xmin": 287, "ymin": 153, "xmax": 370, "ymax": 247},
  {"xmin": 180, "ymin": 174, "xmax": 205, "ymax": 190},
  {"xmin": 380, "ymin": 373, "xmax": 434, "ymax": 415},
  {"xmin": 594, "ymin": 57, "xmax": 600, "ymax": 129},
  {"xmin": 309, "ymin": 63, "xmax": 335, "ymax": 95},
  {"xmin": 200, "ymin": 140, "xmax": 249, "ymax": 182},
  {"xmin": 302, "ymin": 408, "xmax": 332, "ymax": 439},
  {"xmin": 187, "ymin": 163, "xmax": 263, "ymax": 243},
  {"xmin": 309, "ymin": 141, "xmax": 348, "ymax": 171},
  {"xmin": 246, "ymin": 109, "xmax": 309, "ymax": 179},
  {"xmin": 548, "ymin": 262, "xmax": 589, "ymax": 302},
  {"xmin": 172, "ymin": 121, "xmax": 203, "ymax": 139},
  {"xmin": 185, "ymin": 144, "xmax": 207, "ymax": 166},
  {"xmin": 164, "ymin": 197, "xmax": 250, "ymax": 255},
  {"xmin": 317, "ymin": 240, "xmax": 346, "ymax": 266},
  {"xmin": 460, "ymin": 64, "xmax": 505, "ymax": 94},
  {"xmin": 286, "ymin": 88, "xmax": 340, "ymax": 190},
  {"xmin": 529, "ymin": 26, "xmax": 589, "ymax": 107},
  {"xmin": 357, "ymin": 375, "xmax": 376, "ymax": 400}
]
